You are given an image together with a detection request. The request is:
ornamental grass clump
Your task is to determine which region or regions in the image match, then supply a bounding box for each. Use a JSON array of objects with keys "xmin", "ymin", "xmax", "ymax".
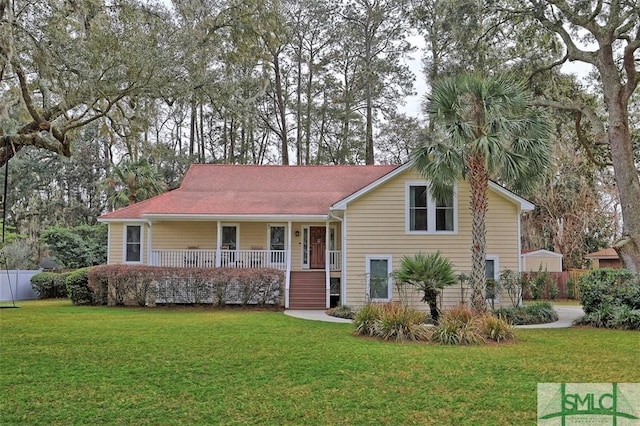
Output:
[
  {"xmin": 375, "ymin": 303, "xmax": 431, "ymax": 342},
  {"xmin": 353, "ymin": 303, "xmax": 431, "ymax": 342},
  {"xmin": 353, "ymin": 303, "xmax": 383, "ymax": 337},
  {"xmin": 478, "ymin": 315, "xmax": 515, "ymax": 342},
  {"xmin": 431, "ymin": 306, "xmax": 516, "ymax": 345},
  {"xmin": 431, "ymin": 306, "xmax": 483, "ymax": 345}
]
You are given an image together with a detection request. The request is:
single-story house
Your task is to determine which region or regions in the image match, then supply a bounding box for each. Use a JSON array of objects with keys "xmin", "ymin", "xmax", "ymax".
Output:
[
  {"xmin": 585, "ymin": 248, "xmax": 622, "ymax": 269},
  {"xmin": 98, "ymin": 162, "xmax": 534, "ymax": 310},
  {"xmin": 520, "ymin": 249, "xmax": 563, "ymax": 273}
]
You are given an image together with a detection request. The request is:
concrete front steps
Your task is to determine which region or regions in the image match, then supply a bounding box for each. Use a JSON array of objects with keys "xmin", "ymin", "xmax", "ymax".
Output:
[{"xmin": 289, "ymin": 271, "xmax": 326, "ymax": 309}]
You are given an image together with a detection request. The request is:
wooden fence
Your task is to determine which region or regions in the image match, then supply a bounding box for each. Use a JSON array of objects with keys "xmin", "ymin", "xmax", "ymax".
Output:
[{"xmin": 522, "ymin": 269, "xmax": 589, "ymax": 300}]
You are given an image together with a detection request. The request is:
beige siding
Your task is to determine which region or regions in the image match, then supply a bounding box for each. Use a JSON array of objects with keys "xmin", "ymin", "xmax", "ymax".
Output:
[
  {"xmin": 152, "ymin": 221, "xmax": 217, "ymax": 249},
  {"xmin": 344, "ymin": 168, "xmax": 520, "ymax": 310},
  {"xmin": 110, "ymin": 220, "xmax": 344, "ymax": 271},
  {"xmin": 108, "ymin": 223, "xmax": 123, "ymax": 264},
  {"xmin": 239, "ymin": 222, "xmax": 269, "ymax": 249},
  {"xmin": 522, "ymin": 253, "xmax": 562, "ymax": 272},
  {"xmin": 107, "ymin": 222, "xmax": 149, "ymax": 265},
  {"xmin": 290, "ymin": 222, "xmax": 342, "ymax": 272}
]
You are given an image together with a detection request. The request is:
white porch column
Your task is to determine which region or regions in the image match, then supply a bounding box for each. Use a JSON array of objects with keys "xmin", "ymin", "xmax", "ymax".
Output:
[
  {"xmin": 285, "ymin": 221, "xmax": 292, "ymax": 308},
  {"xmin": 341, "ymin": 211, "xmax": 348, "ymax": 306},
  {"xmin": 325, "ymin": 220, "xmax": 330, "ymax": 308},
  {"xmin": 215, "ymin": 221, "xmax": 222, "ymax": 267},
  {"xmin": 146, "ymin": 221, "xmax": 152, "ymax": 266}
]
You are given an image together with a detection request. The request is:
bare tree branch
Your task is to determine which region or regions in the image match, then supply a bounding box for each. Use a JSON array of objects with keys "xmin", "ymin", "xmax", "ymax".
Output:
[
  {"xmin": 530, "ymin": 98, "xmax": 607, "ymax": 144},
  {"xmin": 574, "ymin": 111, "xmax": 612, "ymax": 167}
]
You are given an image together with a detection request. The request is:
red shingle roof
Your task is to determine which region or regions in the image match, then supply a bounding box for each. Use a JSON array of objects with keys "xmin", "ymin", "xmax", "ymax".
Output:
[
  {"xmin": 585, "ymin": 248, "xmax": 619, "ymax": 259},
  {"xmin": 99, "ymin": 164, "xmax": 400, "ymax": 219}
]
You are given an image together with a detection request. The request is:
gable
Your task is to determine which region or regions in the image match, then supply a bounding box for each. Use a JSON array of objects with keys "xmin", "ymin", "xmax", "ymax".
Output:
[
  {"xmin": 331, "ymin": 162, "xmax": 534, "ymax": 212},
  {"xmin": 521, "ymin": 249, "xmax": 563, "ymax": 258}
]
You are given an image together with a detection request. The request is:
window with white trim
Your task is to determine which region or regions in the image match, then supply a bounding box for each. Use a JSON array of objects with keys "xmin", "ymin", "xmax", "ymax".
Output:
[
  {"xmin": 125, "ymin": 225, "xmax": 142, "ymax": 263},
  {"xmin": 485, "ymin": 256, "xmax": 499, "ymax": 303},
  {"xmin": 406, "ymin": 182, "xmax": 456, "ymax": 233},
  {"xmin": 221, "ymin": 225, "xmax": 238, "ymax": 250},
  {"xmin": 366, "ymin": 255, "xmax": 392, "ymax": 301},
  {"xmin": 269, "ymin": 225, "xmax": 286, "ymax": 264},
  {"xmin": 409, "ymin": 185, "xmax": 428, "ymax": 231}
]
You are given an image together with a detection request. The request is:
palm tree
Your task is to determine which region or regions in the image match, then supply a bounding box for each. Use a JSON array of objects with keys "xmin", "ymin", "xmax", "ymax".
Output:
[
  {"xmin": 414, "ymin": 74, "xmax": 551, "ymax": 312},
  {"xmin": 395, "ymin": 251, "xmax": 457, "ymax": 324},
  {"xmin": 105, "ymin": 158, "xmax": 167, "ymax": 208}
]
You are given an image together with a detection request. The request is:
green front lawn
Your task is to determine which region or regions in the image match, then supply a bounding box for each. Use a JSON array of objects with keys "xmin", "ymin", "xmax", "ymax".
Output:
[{"xmin": 1, "ymin": 300, "xmax": 638, "ymax": 425}]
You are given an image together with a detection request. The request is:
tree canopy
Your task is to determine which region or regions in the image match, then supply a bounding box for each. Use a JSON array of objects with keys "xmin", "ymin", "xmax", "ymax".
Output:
[{"xmin": 0, "ymin": 0, "xmax": 637, "ymax": 273}]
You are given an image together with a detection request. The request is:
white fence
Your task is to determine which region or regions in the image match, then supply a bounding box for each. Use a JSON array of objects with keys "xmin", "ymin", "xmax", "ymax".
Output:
[{"xmin": 0, "ymin": 270, "xmax": 40, "ymax": 302}]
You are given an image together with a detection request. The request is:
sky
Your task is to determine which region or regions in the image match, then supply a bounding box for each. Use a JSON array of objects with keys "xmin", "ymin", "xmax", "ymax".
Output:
[{"xmin": 398, "ymin": 36, "xmax": 596, "ymax": 120}]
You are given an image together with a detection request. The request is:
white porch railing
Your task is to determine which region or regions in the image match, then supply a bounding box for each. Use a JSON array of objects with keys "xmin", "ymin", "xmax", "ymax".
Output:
[
  {"xmin": 150, "ymin": 249, "xmax": 217, "ymax": 268},
  {"xmin": 329, "ymin": 250, "xmax": 341, "ymax": 271},
  {"xmin": 219, "ymin": 250, "xmax": 286, "ymax": 270},
  {"xmin": 150, "ymin": 249, "xmax": 288, "ymax": 271}
]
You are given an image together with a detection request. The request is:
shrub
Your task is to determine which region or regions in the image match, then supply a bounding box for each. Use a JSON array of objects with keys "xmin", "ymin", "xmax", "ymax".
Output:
[
  {"xmin": 431, "ymin": 306, "xmax": 483, "ymax": 345},
  {"xmin": 566, "ymin": 277, "xmax": 577, "ymax": 299},
  {"xmin": 394, "ymin": 251, "xmax": 457, "ymax": 324},
  {"xmin": 574, "ymin": 306, "xmax": 640, "ymax": 330},
  {"xmin": 327, "ymin": 305, "xmax": 354, "ymax": 319},
  {"xmin": 431, "ymin": 317, "xmax": 482, "ymax": 345},
  {"xmin": 41, "ymin": 224, "xmax": 107, "ymax": 269},
  {"xmin": 353, "ymin": 303, "xmax": 430, "ymax": 342},
  {"xmin": 548, "ymin": 280, "xmax": 559, "ymax": 300},
  {"xmin": 353, "ymin": 303, "xmax": 383, "ymax": 337},
  {"xmin": 86, "ymin": 265, "xmax": 284, "ymax": 307},
  {"xmin": 498, "ymin": 269, "xmax": 522, "ymax": 309},
  {"xmin": 445, "ymin": 305, "xmax": 475, "ymax": 324},
  {"xmin": 578, "ymin": 268, "xmax": 639, "ymax": 314},
  {"xmin": 523, "ymin": 302, "xmax": 559, "ymax": 323},
  {"xmin": 30, "ymin": 272, "xmax": 68, "ymax": 299},
  {"xmin": 374, "ymin": 304, "xmax": 430, "ymax": 342},
  {"xmin": 478, "ymin": 315, "xmax": 515, "ymax": 342},
  {"xmin": 494, "ymin": 302, "xmax": 558, "ymax": 325},
  {"xmin": 1, "ymin": 239, "xmax": 37, "ymax": 269},
  {"xmin": 66, "ymin": 268, "xmax": 92, "ymax": 305},
  {"xmin": 610, "ymin": 307, "xmax": 640, "ymax": 330},
  {"xmin": 485, "ymin": 278, "xmax": 502, "ymax": 310},
  {"xmin": 524, "ymin": 266, "xmax": 561, "ymax": 300}
]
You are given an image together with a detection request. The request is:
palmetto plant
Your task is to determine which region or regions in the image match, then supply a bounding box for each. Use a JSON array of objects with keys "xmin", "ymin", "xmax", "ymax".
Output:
[
  {"xmin": 414, "ymin": 73, "xmax": 551, "ymax": 312},
  {"xmin": 105, "ymin": 158, "xmax": 167, "ymax": 208},
  {"xmin": 394, "ymin": 251, "xmax": 457, "ymax": 324}
]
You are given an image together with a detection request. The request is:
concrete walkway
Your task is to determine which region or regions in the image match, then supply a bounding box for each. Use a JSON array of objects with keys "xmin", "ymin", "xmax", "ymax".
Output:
[
  {"xmin": 515, "ymin": 305, "xmax": 584, "ymax": 329},
  {"xmin": 284, "ymin": 305, "xmax": 585, "ymax": 328},
  {"xmin": 284, "ymin": 310, "xmax": 352, "ymax": 323}
]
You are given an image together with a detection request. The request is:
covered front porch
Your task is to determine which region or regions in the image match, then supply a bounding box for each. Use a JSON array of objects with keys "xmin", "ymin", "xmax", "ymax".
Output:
[{"xmin": 142, "ymin": 219, "xmax": 344, "ymax": 309}]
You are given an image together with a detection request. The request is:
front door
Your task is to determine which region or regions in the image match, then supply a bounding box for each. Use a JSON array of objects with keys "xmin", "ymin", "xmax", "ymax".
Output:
[{"xmin": 309, "ymin": 226, "xmax": 326, "ymax": 269}]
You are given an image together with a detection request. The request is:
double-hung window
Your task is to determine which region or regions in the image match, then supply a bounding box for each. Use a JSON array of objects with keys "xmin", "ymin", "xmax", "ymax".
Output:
[
  {"xmin": 406, "ymin": 182, "xmax": 456, "ymax": 233},
  {"xmin": 366, "ymin": 255, "xmax": 392, "ymax": 301},
  {"xmin": 409, "ymin": 185, "xmax": 428, "ymax": 231},
  {"xmin": 125, "ymin": 225, "xmax": 142, "ymax": 263}
]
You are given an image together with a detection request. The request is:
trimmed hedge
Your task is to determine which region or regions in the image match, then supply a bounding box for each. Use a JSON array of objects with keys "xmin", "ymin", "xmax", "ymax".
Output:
[
  {"xmin": 30, "ymin": 272, "xmax": 69, "ymax": 299},
  {"xmin": 66, "ymin": 268, "xmax": 91, "ymax": 305},
  {"xmin": 86, "ymin": 265, "xmax": 285, "ymax": 307}
]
